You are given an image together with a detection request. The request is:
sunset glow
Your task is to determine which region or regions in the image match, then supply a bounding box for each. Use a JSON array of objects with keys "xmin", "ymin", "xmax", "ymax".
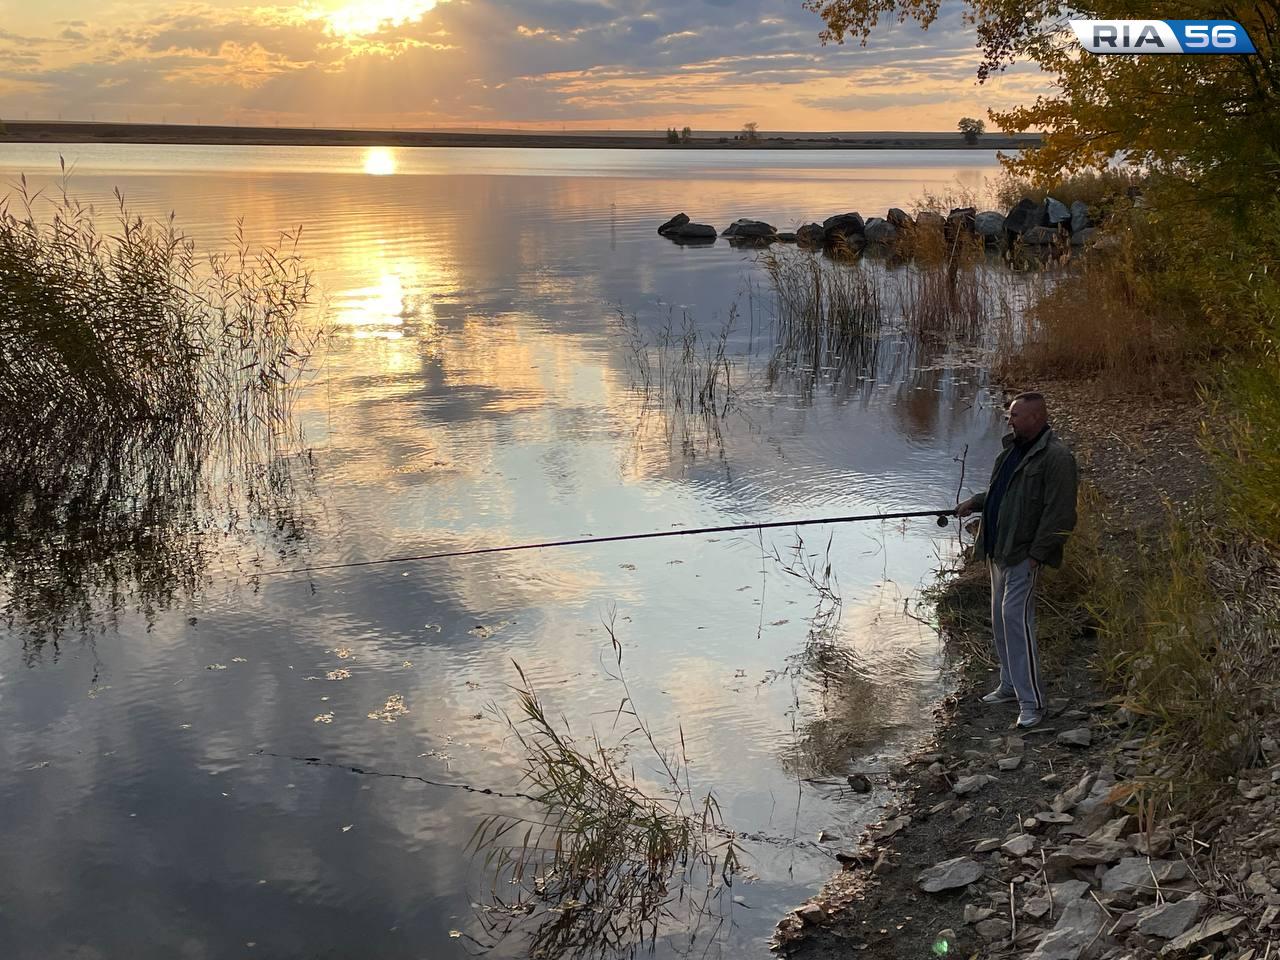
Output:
[
  {"xmin": 363, "ymin": 147, "xmax": 398, "ymax": 175},
  {"xmin": 321, "ymin": 0, "xmax": 439, "ymax": 37}
]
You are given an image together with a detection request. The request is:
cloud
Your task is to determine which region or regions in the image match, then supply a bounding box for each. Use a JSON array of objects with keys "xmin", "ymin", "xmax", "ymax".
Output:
[{"xmin": 0, "ymin": 0, "xmax": 1050, "ymax": 129}]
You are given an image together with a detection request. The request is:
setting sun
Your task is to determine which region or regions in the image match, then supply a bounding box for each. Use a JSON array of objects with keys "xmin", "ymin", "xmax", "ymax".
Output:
[
  {"xmin": 362, "ymin": 147, "xmax": 397, "ymax": 175},
  {"xmin": 322, "ymin": 0, "xmax": 438, "ymax": 37}
]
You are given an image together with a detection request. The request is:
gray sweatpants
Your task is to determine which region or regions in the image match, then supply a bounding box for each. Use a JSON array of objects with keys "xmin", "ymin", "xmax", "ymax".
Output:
[{"xmin": 990, "ymin": 558, "xmax": 1045, "ymax": 711}]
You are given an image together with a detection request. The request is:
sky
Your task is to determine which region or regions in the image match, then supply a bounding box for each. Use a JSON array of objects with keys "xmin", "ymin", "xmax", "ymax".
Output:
[{"xmin": 0, "ymin": 0, "xmax": 1051, "ymax": 131}]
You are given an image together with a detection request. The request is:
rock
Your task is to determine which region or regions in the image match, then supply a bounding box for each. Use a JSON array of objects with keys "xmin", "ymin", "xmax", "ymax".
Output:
[
  {"xmin": 975, "ymin": 837, "xmax": 1004, "ymax": 854},
  {"xmin": 822, "ymin": 212, "xmax": 865, "ymax": 240},
  {"xmin": 1046, "ymin": 839, "xmax": 1130, "ymax": 879},
  {"xmin": 1027, "ymin": 898, "xmax": 1108, "ymax": 960},
  {"xmin": 1037, "ymin": 812, "xmax": 1076, "ymax": 825},
  {"xmin": 975, "ymin": 210, "xmax": 1006, "ymax": 242},
  {"xmin": 863, "ymin": 217, "xmax": 899, "ymax": 244},
  {"xmin": 965, "ymin": 904, "xmax": 996, "ymax": 924},
  {"xmin": 1058, "ymin": 728, "xmax": 1093, "ymax": 747},
  {"xmin": 918, "ymin": 857, "xmax": 985, "ymax": 893},
  {"xmin": 721, "ymin": 218, "xmax": 776, "ymax": 239},
  {"xmin": 954, "ymin": 774, "xmax": 996, "ymax": 797},
  {"xmin": 1130, "ymin": 827, "xmax": 1173, "ymax": 857},
  {"xmin": 817, "ymin": 829, "xmax": 840, "ymax": 842},
  {"xmin": 872, "ymin": 850, "xmax": 894, "ymax": 875},
  {"xmin": 975, "ymin": 918, "xmax": 1013, "ymax": 942},
  {"xmin": 999, "ymin": 756, "xmax": 1023, "ymax": 771},
  {"xmin": 1071, "ymin": 227, "xmax": 1100, "ymax": 247},
  {"xmin": 1046, "ymin": 197, "xmax": 1071, "ymax": 225},
  {"xmin": 1133, "ymin": 895, "xmax": 1205, "ymax": 939},
  {"xmin": 1245, "ymin": 872, "xmax": 1274, "ymax": 896},
  {"xmin": 1070, "ymin": 200, "xmax": 1092, "ymax": 234},
  {"xmin": 873, "ymin": 816, "xmax": 911, "ymax": 840},
  {"xmin": 795, "ymin": 902, "xmax": 824, "ymax": 924},
  {"xmin": 1100, "ymin": 858, "xmax": 1189, "ymax": 895},
  {"xmin": 1022, "ymin": 225, "xmax": 1062, "ymax": 247},
  {"xmin": 946, "ymin": 206, "xmax": 977, "ymax": 236},
  {"xmin": 847, "ymin": 773, "xmax": 873, "ymax": 793},
  {"xmin": 887, "ymin": 207, "xmax": 913, "ymax": 228},
  {"xmin": 667, "ymin": 222, "xmax": 717, "ymax": 243},
  {"xmin": 658, "ymin": 212, "xmax": 690, "ymax": 236},
  {"xmin": 1004, "ymin": 197, "xmax": 1049, "ymax": 236},
  {"xmin": 1003, "ymin": 834, "xmax": 1037, "ymax": 858},
  {"xmin": 1159, "ymin": 914, "xmax": 1245, "ymax": 955},
  {"xmin": 1055, "ymin": 772, "xmax": 1097, "ymax": 812},
  {"xmin": 915, "ymin": 210, "xmax": 945, "ymax": 231},
  {"xmin": 775, "ymin": 232, "xmax": 796, "ymax": 242},
  {"xmin": 796, "ymin": 223, "xmax": 824, "ymax": 245}
]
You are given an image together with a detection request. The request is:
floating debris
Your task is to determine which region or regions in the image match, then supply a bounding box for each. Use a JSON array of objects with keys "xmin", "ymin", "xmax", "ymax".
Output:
[
  {"xmin": 368, "ymin": 694, "xmax": 409, "ymax": 723},
  {"xmin": 206, "ymin": 664, "xmax": 227, "ymax": 671},
  {"xmin": 334, "ymin": 647, "xmax": 354, "ymax": 659},
  {"xmin": 231, "ymin": 657, "xmax": 248, "ymax": 663},
  {"xmin": 402, "ymin": 660, "xmax": 413, "ymax": 668},
  {"xmin": 325, "ymin": 669, "xmax": 351, "ymax": 681},
  {"xmin": 341, "ymin": 824, "xmax": 354, "ymax": 832},
  {"xmin": 468, "ymin": 620, "xmax": 512, "ymax": 639},
  {"xmin": 314, "ymin": 713, "xmax": 335, "ymax": 724}
]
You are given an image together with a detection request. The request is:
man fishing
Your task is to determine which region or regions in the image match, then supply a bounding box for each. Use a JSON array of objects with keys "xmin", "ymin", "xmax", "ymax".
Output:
[{"xmin": 956, "ymin": 392, "xmax": 1079, "ymax": 730}]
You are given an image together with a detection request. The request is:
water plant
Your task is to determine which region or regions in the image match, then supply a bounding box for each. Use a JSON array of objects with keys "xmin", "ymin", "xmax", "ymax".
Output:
[
  {"xmin": 0, "ymin": 171, "xmax": 323, "ymax": 645},
  {"xmin": 469, "ymin": 617, "xmax": 742, "ymax": 957}
]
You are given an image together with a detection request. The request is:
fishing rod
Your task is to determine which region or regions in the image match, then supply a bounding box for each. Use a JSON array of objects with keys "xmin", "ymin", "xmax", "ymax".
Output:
[{"xmin": 259, "ymin": 507, "xmax": 957, "ymax": 578}]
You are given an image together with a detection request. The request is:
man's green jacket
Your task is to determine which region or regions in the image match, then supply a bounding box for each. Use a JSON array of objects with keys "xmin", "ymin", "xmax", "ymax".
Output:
[{"xmin": 970, "ymin": 427, "xmax": 1079, "ymax": 569}]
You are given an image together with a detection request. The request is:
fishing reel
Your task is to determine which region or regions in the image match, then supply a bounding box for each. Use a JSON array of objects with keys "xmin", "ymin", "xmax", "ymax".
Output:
[{"xmin": 936, "ymin": 513, "xmax": 951, "ymax": 527}]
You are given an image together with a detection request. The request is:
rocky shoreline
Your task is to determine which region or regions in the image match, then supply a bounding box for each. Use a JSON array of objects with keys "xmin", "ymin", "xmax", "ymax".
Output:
[
  {"xmin": 658, "ymin": 196, "xmax": 1111, "ymax": 256},
  {"xmin": 771, "ymin": 390, "xmax": 1280, "ymax": 960}
]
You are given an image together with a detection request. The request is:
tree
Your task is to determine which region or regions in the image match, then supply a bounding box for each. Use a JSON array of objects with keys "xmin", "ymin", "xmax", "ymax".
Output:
[
  {"xmin": 666, "ymin": 127, "xmax": 680, "ymax": 143},
  {"xmin": 680, "ymin": 126, "xmax": 692, "ymax": 143},
  {"xmin": 800, "ymin": 0, "xmax": 1280, "ymax": 215},
  {"xmin": 958, "ymin": 116, "xmax": 985, "ymax": 144},
  {"xmin": 742, "ymin": 121, "xmax": 759, "ymax": 142}
]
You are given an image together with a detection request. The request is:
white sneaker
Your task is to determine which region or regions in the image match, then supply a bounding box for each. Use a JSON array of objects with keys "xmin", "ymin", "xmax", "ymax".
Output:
[
  {"xmin": 981, "ymin": 686, "xmax": 1017, "ymax": 704},
  {"xmin": 1015, "ymin": 709, "xmax": 1044, "ymax": 729}
]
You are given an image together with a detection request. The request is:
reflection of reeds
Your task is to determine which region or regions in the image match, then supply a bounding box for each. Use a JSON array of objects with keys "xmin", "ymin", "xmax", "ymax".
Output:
[
  {"xmin": 471, "ymin": 621, "xmax": 740, "ymax": 958},
  {"xmin": 0, "ymin": 174, "xmax": 322, "ymax": 644},
  {"xmin": 759, "ymin": 247, "xmax": 883, "ymax": 386},
  {"xmin": 616, "ymin": 307, "xmax": 737, "ymax": 456}
]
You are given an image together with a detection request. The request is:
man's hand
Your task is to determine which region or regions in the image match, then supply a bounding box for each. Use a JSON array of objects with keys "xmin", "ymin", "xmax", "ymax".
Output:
[{"xmin": 956, "ymin": 497, "xmax": 977, "ymax": 519}]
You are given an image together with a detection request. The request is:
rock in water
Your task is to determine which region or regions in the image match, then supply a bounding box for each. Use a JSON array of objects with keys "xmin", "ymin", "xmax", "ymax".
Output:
[
  {"xmin": 975, "ymin": 211, "xmax": 1006, "ymax": 243},
  {"xmin": 886, "ymin": 207, "xmax": 913, "ymax": 228},
  {"xmin": 846, "ymin": 773, "xmax": 873, "ymax": 793},
  {"xmin": 721, "ymin": 218, "xmax": 776, "ymax": 239},
  {"xmin": 863, "ymin": 217, "xmax": 898, "ymax": 244},
  {"xmin": 918, "ymin": 857, "xmax": 984, "ymax": 893},
  {"xmin": 658, "ymin": 212, "xmax": 690, "ymax": 236},
  {"xmin": 1004, "ymin": 197, "xmax": 1049, "ymax": 237},
  {"xmin": 666, "ymin": 222, "xmax": 717, "ymax": 243},
  {"xmin": 796, "ymin": 223, "xmax": 824, "ymax": 245},
  {"xmin": 1069, "ymin": 200, "xmax": 1092, "ymax": 234},
  {"xmin": 1046, "ymin": 197, "xmax": 1071, "ymax": 225},
  {"xmin": 822, "ymin": 212, "xmax": 865, "ymax": 240}
]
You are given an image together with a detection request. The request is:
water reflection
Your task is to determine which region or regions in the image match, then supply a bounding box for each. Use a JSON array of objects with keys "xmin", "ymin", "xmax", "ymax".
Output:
[{"xmin": 0, "ymin": 145, "xmax": 1010, "ymax": 960}]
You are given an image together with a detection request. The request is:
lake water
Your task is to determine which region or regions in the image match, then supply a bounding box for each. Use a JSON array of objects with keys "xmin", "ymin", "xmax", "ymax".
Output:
[{"xmin": 0, "ymin": 143, "xmax": 1008, "ymax": 959}]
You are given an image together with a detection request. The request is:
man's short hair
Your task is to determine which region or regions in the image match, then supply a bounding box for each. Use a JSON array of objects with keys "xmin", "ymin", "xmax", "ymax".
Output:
[{"xmin": 1012, "ymin": 391, "xmax": 1045, "ymax": 404}]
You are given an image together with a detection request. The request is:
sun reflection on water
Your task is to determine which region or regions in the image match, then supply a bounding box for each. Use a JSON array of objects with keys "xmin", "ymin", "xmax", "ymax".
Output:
[{"xmin": 362, "ymin": 147, "xmax": 397, "ymax": 176}]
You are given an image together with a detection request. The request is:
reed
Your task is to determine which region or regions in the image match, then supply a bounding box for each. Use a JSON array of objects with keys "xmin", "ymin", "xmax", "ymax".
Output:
[
  {"xmin": 758, "ymin": 246, "xmax": 882, "ymax": 384},
  {"xmin": 615, "ymin": 306, "xmax": 737, "ymax": 455},
  {"xmin": 470, "ymin": 619, "xmax": 740, "ymax": 957},
  {"xmin": 0, "ymin": 173, "xmax": 322, "ymax": 644}
]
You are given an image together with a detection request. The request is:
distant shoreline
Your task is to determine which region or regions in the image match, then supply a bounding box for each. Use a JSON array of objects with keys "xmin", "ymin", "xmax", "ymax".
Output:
[{"xmin": 0, "ymin": 121, "xmax": 1043, "ymax": 152}]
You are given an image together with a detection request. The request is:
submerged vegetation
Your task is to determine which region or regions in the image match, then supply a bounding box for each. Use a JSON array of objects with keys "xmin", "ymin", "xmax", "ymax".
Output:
[
  {"xmin": 0, "ymin": 175, "xmax": 323, "ymax": 645},
  {"xmin": 471, "ymin": 621, "xmax": 741, "ymax": 957}
]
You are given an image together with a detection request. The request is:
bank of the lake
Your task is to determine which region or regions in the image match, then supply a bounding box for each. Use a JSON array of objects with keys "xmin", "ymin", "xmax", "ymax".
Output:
[
  {"xmin": 776, "ymin": 378, "xmax": 1280, "ymax": 959},
  {"xmin": 0, "ymin": 120, "xmax": 1044, "ymax": 151}
]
